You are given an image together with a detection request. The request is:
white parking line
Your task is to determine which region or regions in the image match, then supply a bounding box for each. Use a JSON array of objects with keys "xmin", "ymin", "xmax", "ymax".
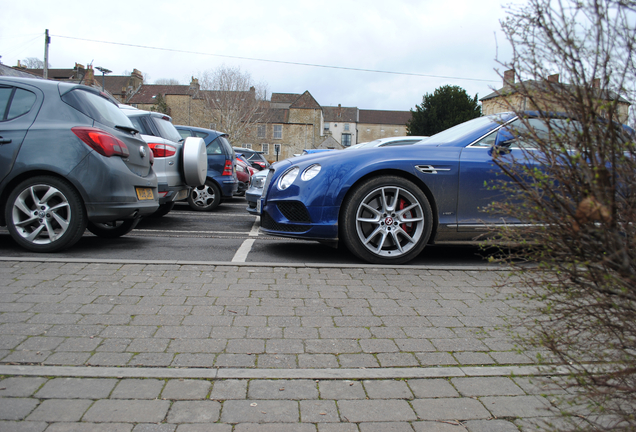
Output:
[
  {"xmin": 249, "ymin": 217, "xmax": 260, "ymax": 237},
  {"xmin": 232, "ymin": 239, "xmax": 255, "ymax": 262}
]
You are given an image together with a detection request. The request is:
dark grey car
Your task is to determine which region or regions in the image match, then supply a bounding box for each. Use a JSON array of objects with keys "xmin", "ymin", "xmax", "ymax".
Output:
[{"xmin": 0, "ymin": 77, "xmax": 158, "ymax": 252}]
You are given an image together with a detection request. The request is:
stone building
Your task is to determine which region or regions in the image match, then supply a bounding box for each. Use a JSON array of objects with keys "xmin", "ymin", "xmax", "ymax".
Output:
[
  {"xmin": 481, "ymin": 69, "xmax": 631, "ymax": 124},
  {"xmin": 357, "ymin": 110, "xmax": 412, "ymax": 143},
  {"xmin": 9, "ymin": 61, "xmax": 413, "ymax": 161}
]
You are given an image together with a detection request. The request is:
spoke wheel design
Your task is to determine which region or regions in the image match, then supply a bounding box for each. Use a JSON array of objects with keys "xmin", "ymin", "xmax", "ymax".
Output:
[
  {"xmin": 342, "ymin": 176, "xmax": 433, "ymax": 264},
  {"xmin": 187, "ymin": 180, "xmax": 221, "ymax": 211},
  {"xmin": 6, "ymin": 176, "xmax": 87, "ymax": 252}
]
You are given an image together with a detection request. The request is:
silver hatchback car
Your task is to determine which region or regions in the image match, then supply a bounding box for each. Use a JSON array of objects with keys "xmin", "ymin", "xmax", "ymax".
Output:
[{"xmin": 122, "ymin": 107, "xmax": 207, "ymax": 217}]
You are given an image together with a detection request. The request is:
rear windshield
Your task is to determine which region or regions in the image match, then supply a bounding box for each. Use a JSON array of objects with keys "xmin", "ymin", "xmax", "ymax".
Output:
[
  {"xmin": 62, "ymin": 88, "xmax": 134, "ymax": 129},
  {"xmin": 152, "ymin": 116, "xmax": 183, "ymax": 143}
]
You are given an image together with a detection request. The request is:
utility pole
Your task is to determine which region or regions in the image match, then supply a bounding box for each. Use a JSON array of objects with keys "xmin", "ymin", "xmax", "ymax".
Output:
[{"xmin": 43, "ymin": 29, "xmax": 50, "ymax": 79}]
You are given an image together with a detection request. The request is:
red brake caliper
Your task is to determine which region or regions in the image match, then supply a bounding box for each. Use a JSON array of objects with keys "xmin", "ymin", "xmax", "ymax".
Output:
[{"xmin": 398, "ymin": 198, "xmax": 414, "ymax": 236}]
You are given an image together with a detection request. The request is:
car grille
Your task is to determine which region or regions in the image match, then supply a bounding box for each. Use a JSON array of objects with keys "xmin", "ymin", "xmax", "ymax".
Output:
[
  {"xmin": 277, "ymin": 201, "xmax": 311, "ymax": 222},
  {"xmin": 261, "ymin": 211, "xmax": 310, "ymax": 233}
]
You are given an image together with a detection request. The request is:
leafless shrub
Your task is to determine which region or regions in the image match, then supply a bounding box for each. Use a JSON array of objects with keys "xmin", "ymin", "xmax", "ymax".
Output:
[{"xmin": 489, "ymin": 0, "xmax": 636, "ymax": 429}]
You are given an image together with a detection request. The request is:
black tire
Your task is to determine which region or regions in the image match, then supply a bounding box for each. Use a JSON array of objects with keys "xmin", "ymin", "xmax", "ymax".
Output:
[
  {"xmin": 150, "ymin": 202, "xmax": 175, "ymax": 218},
  {"xmin": 86, "ymin": 219, "xmax": 140, "ymax": 238},
  {"xmin": 187, "ymin": 180, "xmax": 222, "ymax": 211},
  {"xmin": 341, "ymin": 175, "xmax": 433, "ymax": 265},
  {"xmin": 5, "ymin": 176, "xmax": 87, "ymax": 252}
]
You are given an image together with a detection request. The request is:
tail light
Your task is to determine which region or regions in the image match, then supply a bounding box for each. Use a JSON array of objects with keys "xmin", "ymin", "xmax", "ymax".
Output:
[
  {"xmin": 72, "ymin": 127, "xmax": 129, "ymax": 158},
  {"xmin": 222, "ymin": 160, "xmax": 233, "ymax": 176},
  {"xmin": 147, "ymin": 142, "xmax": 177, "ymax": 158}
]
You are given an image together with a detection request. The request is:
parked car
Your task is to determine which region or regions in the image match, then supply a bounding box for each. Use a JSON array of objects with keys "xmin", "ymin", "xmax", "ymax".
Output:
[
  {"xmin": 234, "ymin": 154, "xmax": 253, "ymax": 196},
  {"xmin": 121, "ymin": 107, "xmax": 206, "ymax": 217},
  {"xmin": 246, "ymin": 169, "xmax": 268, "ymax": 215},
  {"xmin": 233, "ymin": 147, "xmax": 270, "ymax": 170},
  {"xmin": 259, "ymin": 112, "xmax": 629, "ymax": 265},
  {"xmin": 301, "ymin": 149, "xmax": 337, "ymax": 155},
  {"xmin": 176, "ymin": 125, "xmax": 238, "ymax": 210},
  {"xmin": 0, "ymin": 77, "xmax": 159, "ymax": 252},
  {"xmin": 346, "ymin": 136, "xmax": 428, "ymax": 150}
]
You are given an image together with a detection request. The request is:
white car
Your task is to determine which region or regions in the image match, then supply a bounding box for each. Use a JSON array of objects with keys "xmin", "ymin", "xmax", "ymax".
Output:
[
  {"xmin": 346, "ymin": 136, "xmax": 428, "ymax": 150},
  {"xmin": 121, "ymin": 106, "xmax": 207, "ymax": 217}
]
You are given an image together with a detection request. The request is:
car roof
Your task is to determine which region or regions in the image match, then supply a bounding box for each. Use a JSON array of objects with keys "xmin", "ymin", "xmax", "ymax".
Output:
[{"xmin": 174, "ymin": 125, "xmax": 229, "ymax": 136}]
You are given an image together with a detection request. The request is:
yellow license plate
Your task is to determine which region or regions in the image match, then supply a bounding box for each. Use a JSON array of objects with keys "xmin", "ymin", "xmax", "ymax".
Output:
[{"xmin": 136, "ymin": 187, "xmax": 154, "ymax": 200}]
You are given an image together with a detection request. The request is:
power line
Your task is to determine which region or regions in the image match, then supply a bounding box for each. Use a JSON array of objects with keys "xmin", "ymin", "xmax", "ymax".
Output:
[{"xmin": 53, "ymin": 34, "xmax": 499, "ymax": 84}]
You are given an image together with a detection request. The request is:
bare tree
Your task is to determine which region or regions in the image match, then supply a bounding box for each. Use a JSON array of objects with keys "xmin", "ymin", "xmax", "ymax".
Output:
[
  {"xmin": 21, "ymin": 57, "xmax": 46, "ymax": 69},
  {"xmin": 489, "ymin": 1, "xmax": 636, "ymax": 430},
  {"xmin": 198, "ymin": 66, "xmax": 270, "ymax": 144},
  {"xmin": 154, "ymin": 78, "xmax": 180, "ymax": 85}
]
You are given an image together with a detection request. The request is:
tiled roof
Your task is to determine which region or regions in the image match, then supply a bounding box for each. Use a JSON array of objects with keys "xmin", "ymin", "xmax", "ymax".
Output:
[
  {"xmin": 128, "ymin": 84, "xmax": 194, "ymax": 104},
  {"xmin": 0, "ymin": 65, "xmax": 43, "ymax": 78},
  {"xmin": 358, "ymin": 110, "xmax": 411, "ymax": 125},
  {"xmin": 290, "ymin": 91, "xmax": 321, "ymax": 109},
  {"xmin": 481, "ymin": 80, "xmax": 630, "ymax": 104},
  {"xmin": 323, "ymin": 106, "xmax": 358, "ymax": 122},
  {"xmin": 271, "ymin": 93, "xmax": 301, "ymax": 103},
  {"xmin": 268, "ymin": 108, "xmax": 289, "ymax": 123}
]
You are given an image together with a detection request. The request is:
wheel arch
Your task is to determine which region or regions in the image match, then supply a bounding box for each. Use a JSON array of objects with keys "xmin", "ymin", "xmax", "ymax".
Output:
[
  {"xmin": 337, "ymin": 168, "xmax": 439, "ymax": 244},
  {"xmin": 0, "ymin": 170, "xmax": 87, "ymax": 226}
]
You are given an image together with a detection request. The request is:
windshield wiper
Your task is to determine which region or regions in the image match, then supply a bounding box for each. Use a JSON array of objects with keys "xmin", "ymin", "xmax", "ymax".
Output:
[{"xmin": 115, "ymin": 125, "xmax": 139, "ymax": 134}]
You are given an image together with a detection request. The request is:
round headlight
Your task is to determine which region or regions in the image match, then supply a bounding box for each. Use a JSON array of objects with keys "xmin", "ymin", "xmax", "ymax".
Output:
[
  {"xmin": 301, "ymin": 164, "xmax": 321, "ymax": 181},
  {"xmin": 278, "ymin": 167, "xmax": 299, "ymax": 190}
]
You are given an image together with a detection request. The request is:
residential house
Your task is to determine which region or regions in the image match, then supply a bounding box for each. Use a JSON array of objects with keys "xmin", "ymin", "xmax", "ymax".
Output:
[
  {"xmin": 323, "ymin": 104, "xmax": 358, "ymax": 147},
  {"xmin": 357, "ymin": 110, "xmax": 412, "ymax": 143},
  {"xmin": 481, "ymin": 69, "xmax": 631, "ymax": 124}
]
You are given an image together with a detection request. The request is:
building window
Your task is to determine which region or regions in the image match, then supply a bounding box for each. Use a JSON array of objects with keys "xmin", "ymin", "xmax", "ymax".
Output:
[
  {"xmin": 257, "ymin": 124, "xmax": 266, "ymax": 139},
  {"xmin": 244, "ymin": 144, "xmax": 252, "ymax": 149},
  {"xmin": 273, "ymin": 125, "xmax": 282, "ymax": 139},
  {"xmin": 344, "ymin": 123, "xmax": 350, "ymax": 131},
  {"xmin": 274, "ymin": 144, "xmax": 281, "ymax": 155},
  {"xmin": 262, "ymin": 143, "xmax": 269, "ymax": 154},
  {"xmin": 324, "ymin": 123, "xmax": 330, "ymax": 130},
  {"xmin": 366, "ymin": 128, "xmax": 371, "ymax": 132},
  {"xmin": 342, "ymin": 134, "xmax": 352, "ymax": 147}
]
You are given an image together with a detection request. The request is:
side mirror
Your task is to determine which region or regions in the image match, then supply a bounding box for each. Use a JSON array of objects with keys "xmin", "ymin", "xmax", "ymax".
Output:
[{"xmin": 489, "ymin": 128, "xmax": 516, "ymax": 156}]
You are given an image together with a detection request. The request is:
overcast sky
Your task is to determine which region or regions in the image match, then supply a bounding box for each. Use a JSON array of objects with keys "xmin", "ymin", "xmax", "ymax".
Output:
[{"xmin": 1, "ymin": 0, "xmax": 520, "ymax": 111}]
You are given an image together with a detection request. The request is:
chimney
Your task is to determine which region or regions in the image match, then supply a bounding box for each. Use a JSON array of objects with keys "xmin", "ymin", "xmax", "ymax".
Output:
[
  {"xmin": 503, "ymin": 69, "xmax": 515, "ymax": 87},
  {"xmin": 83, "ymin": 65, "xmax": 95, "ymax": 87},
  {"xmin": 189, "ymin": 77, "xmax": 200, "ymax": 92},
  {"xmin": 548, "ymin": 74, "xmax": 560, "ymax": 83},
  {"xmin": 131, "ymin": 69, "xmax": 144, "ymax": 81}
]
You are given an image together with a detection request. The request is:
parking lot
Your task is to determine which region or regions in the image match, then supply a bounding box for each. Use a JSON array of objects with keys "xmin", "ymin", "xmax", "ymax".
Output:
[{"xmin": 0, "ymin": 197, "xmax": 503, "ymax": 267}]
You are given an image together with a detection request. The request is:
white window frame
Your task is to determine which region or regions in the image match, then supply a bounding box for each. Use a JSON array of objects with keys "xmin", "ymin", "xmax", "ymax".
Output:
[
  {"xmin": 273, "ymin": 125, "xmax": 282, "ymax": 140},
  {"xmin": 244, "ymin": 143, "xmax": 252, "ymax": 150},
  {"xmin": 262, "ymin": 143, "xmax": 270, "ymax": 154},
  {"xmin": 257, "ymin": 124, "xmax": 266, "ymax": 139}
]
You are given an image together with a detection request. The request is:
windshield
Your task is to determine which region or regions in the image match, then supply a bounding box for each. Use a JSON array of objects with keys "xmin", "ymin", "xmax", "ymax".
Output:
[
  {"xmin": 152, "ymin": 117, "xmax": 183, "ymax": 143},
  {"xmin": 424, "ymin": 115, "xmax": 501, "ymax": 145}
]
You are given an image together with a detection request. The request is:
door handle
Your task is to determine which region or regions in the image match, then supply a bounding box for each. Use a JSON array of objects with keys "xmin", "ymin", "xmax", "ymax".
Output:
[{"xmin": 0, "ymin": 138, "xmax": 12, "ymax": 144}]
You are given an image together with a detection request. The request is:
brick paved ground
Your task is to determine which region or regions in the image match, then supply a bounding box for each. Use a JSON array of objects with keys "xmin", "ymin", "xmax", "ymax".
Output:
[{"xmin": 0, "ymin": 259, "xmax": 566, "ymax": 430}]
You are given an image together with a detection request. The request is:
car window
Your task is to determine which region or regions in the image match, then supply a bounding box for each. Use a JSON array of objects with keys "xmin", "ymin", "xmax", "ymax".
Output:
[
  {"xmin": 0, "ymin": 87, "xmax": 13, "ymax": 120},
  {"xmin": 128, "ymin": 116, "xmax": 149, "ymax": 134},
  {"xmin": 62, "ymin": 88, "xmax": 134, "ymax": 129},
  {"xmin": 0, "ymin": 87, "xmax": 37, "ymax": 121},
  {"xmin": 195, "ymin": 131, "xmax": 208, "ymax": 139},
  {"xmin": 151, "ymin": 117, "xmax": 183, "ymax": 142},
  {"xmin": 8, "ymin": 89, "xmax": 37, "ymax": 119},
  {"xmin": 177, "ymin": 129, "xmax": 192, "ymax": 140},
  {"xmin": 207, "ymin": 137, "xmax": 223, "ymax": 155}
]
